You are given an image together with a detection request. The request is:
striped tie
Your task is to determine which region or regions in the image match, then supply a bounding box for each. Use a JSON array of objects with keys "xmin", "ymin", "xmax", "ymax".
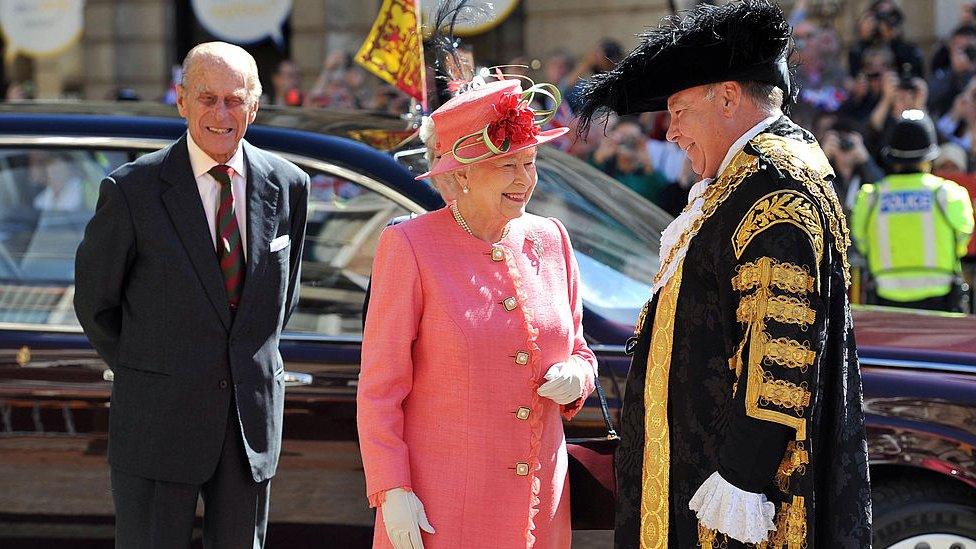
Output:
[{"xmin": 208, "ymin": 164, "xmax": 245, "ymax": 311}]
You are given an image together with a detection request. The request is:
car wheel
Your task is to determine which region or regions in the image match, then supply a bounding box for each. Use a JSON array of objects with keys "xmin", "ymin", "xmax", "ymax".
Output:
[{"xmin": 873, "ymin": 478, "xmax": 976, "ymax": 549}]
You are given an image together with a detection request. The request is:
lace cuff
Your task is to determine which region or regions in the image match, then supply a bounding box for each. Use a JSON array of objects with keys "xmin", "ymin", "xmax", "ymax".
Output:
[
  {"xmin": 367, "ymin": 485, "xmax": 413, "ymax": 508},
  {"xmin": 688, "ymin": 471, "xmax": 776, "ymax": 544}
]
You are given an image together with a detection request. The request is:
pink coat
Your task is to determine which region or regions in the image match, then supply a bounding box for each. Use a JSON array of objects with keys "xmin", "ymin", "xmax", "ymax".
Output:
[{"xmin": 358, "ymin": 207, "xmax": 597, "ymax": 549}]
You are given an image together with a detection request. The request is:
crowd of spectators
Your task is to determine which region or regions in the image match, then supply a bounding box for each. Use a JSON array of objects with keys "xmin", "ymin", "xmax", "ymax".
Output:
[{"xmin": 5, "ymin": 0, "xmax": 976, "ymax": 221}]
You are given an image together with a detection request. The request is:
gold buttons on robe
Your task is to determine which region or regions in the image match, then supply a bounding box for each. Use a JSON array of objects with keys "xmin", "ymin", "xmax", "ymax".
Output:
[
  {"xmin": 502, "ymin": 297, "xmax": 517, "ymax": 311},
  {"xmin": 515, "ymin": 462, "xmax": 530, "ymax": 476},
  {"xmin": 514, "ymin": 351, "xmax": 530, "ymax": 365},
  {"xmin": 490, "ymin": 247, "xmax": 505, "ymax": 261},
  {"xmin": 516, "ymin": 407, "xmax": 531, "ymax": 420}
]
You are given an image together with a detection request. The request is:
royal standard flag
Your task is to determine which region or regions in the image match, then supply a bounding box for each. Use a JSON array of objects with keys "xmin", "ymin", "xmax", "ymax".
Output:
[{"xmin": 355, "ymin": 0, "xmax": 426, "ymax": 108}]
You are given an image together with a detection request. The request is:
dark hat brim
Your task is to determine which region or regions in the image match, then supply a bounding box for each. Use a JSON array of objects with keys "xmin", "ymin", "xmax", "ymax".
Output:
[
  {"xmin": 882, "ymin": 144, "xmax": 941, "ymax": 165},
  {"xmin": 575, "ymin": 0, "xmax": 794, "ymax": 134},
  {"xmin": 631, "ymin": 57, "xmax": 793, "ymax": 113}
]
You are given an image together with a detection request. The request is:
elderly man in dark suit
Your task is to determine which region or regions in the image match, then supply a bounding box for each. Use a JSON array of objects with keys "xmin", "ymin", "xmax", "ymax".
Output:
[{"xmin": 74, "ymin": 41, "xmax": 308, "ymax": 548}]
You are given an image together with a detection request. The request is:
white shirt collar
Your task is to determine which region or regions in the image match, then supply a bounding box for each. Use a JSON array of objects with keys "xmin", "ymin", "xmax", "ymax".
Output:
[
  {"xmin": 716, "ymin": 114, "xmax": 781, "ymax": 177},
  {"xmin": 186, "ymin": 132, "xmax": 247, "ymax": 180}
]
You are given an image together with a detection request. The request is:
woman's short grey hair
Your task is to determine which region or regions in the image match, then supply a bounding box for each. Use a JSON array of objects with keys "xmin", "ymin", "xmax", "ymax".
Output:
[{"xmin": 419, "ymin": 116, "xmax": 437, "ymax": 167}]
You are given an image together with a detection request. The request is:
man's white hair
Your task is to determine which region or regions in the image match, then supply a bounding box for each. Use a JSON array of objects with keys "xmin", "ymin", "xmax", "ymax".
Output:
[
  {"xmin": 703, "ymin": 81, "xmax": 783, "ymax": 114},
  {"xmin": 181, "ymin": 42, "xmax": 263, "ymax": 106}
]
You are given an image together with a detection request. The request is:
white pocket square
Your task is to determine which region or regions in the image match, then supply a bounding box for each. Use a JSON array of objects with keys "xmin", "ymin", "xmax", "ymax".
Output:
[{"xmin": 270, "ymin": 235, "xmax": 290, "ymax": 252}]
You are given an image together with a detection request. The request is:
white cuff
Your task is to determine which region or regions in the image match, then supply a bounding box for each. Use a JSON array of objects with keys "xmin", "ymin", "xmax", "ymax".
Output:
[{"xmin": 688, "ymin": 471, "xmax": 776, "ymax": 544}]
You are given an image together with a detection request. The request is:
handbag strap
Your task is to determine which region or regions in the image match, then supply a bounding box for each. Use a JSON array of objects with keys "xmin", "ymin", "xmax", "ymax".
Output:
[{"xmin": 593, "ymin": 372, "xmax": 619, "ymax": 440}]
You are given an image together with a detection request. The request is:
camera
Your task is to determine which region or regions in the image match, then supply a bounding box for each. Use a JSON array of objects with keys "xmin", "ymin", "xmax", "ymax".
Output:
[
  {"xmin": 839, "ymin": 136, "xmax": 855, "ymax": 152},
  {"xmin": 874, "ymin": 8, "xmax": 903, "ymax": 28},
  {"xmin": 897, "ymin": 63, "xmax": 916, "ymax": 90},
  {"xmin": 964, "ymin": 44, "xmax": 976, "ymax": 63}
]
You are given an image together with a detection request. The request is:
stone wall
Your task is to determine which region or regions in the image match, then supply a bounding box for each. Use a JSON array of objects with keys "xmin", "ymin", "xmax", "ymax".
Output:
[
  {"xmin": 6, "ymin": 0, "xmax": 964, "ymax": 100},
  {"xmin": 80, "ymin": 0, "xmax": 172, "ymax": 101}
]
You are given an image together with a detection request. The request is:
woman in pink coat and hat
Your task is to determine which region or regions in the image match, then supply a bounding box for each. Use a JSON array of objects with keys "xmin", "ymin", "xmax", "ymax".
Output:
[{"xmin": 357, "ymin": 76, "xmax": 598, "ymax": 549}]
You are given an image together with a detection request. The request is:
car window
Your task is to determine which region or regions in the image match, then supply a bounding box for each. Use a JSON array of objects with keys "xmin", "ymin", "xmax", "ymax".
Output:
[
  {"xmin": 528, "ymin": 148, "xmax": 667, "ymax": 325},
  {"xmin": 0, "ymin": 148, "xmax": 128, "ymax": 327},
  {"xmin": 284, "ymin": 167, "xmax": 410, "ymax": 336}
]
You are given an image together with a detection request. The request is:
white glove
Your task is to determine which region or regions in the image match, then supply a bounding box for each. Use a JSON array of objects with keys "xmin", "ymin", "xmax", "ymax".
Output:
[
  {"xmin": 380, "ymin": 488, "xmax": 435, "ymax": 549},
  {"xmin": 537, "ymin": 358, "xmax": 589, "ymax": 405}
]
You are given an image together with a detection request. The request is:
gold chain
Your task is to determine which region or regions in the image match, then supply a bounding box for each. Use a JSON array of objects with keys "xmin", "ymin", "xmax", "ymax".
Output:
[{"xmin": 451, "ymin": 202, "xmax": 510, "ymax": 240}]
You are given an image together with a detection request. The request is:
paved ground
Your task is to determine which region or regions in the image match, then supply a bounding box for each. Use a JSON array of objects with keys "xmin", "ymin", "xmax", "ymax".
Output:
[{"xmin": 1, "ymin": 436, "xmax": 615, "ymax": 547}]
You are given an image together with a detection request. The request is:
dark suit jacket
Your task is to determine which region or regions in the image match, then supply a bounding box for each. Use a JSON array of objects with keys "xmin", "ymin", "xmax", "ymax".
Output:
[{"xmin": 74, "ymin": 135, "xmax": 308, "ymax": 484}]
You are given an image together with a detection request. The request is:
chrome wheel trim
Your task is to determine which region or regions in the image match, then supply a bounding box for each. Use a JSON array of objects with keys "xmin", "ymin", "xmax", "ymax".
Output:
[{"xmin": 887, "ymin": 533, "xmax": 976, "ymax": 549}]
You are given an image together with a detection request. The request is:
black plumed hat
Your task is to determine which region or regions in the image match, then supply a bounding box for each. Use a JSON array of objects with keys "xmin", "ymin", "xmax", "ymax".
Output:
[{"xmin": 576, "ymin": 0, "xmax": 795, "ymax": 135}]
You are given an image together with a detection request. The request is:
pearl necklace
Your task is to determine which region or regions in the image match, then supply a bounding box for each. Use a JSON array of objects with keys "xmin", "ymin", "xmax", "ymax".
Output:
[{"xmin": 451, "ymin": 202, "xmax": 509, "ymax": 240}]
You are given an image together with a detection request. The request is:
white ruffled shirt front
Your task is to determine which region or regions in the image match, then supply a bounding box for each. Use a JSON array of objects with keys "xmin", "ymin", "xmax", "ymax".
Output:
[{"xmin": 652, "ymin": 114, "xmax": 780, "ymax": 297}]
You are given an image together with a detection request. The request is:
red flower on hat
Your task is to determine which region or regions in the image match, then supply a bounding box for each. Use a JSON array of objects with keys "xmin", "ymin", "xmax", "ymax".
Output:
[{"xmin": 487, "ymin": 93, "xmax": 540, "ymax": 148}]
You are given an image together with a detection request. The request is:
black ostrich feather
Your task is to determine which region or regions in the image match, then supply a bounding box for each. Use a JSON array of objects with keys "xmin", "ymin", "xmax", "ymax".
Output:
[
  {"xmin": 575, "ymin": 0, "xmax": 794, "ymax": 139},
  {"xmin": 423, "ymin": 0, "xmax": 490, "ymax": 107}
]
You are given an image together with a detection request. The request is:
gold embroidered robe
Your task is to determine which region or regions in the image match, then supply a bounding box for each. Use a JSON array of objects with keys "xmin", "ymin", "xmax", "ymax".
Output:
[{"xmin": 613, "ymin": 117, "xmax": 872, "ymax": 549}]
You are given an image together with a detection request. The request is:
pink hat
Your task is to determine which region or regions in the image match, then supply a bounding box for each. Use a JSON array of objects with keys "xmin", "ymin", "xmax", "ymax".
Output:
[{"xmin": 416, "ymin": 79, "xmax": 570, "ymax": 180}]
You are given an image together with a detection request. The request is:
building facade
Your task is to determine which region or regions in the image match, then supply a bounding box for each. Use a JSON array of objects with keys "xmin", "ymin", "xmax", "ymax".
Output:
[{"xmin": 0, "ymin": 0, "xmax": 963, "ymax": 102}]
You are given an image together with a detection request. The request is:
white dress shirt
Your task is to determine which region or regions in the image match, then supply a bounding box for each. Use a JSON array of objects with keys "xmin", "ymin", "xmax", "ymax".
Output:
[{"xmin": 186, "ymin": 133, "xmax": 248, "ymax": 259}]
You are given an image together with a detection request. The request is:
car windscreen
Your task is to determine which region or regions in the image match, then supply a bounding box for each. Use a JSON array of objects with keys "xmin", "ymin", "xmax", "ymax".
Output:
[{"xmin": 530, "ymin": 147, "xmax": 667, "ymax": 325}]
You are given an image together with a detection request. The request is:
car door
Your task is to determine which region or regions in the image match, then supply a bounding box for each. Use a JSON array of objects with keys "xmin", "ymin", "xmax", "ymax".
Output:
[
  {"xmin": 0, "ymin": 139, "xmax": 425, "ymax": 546},
  {"xmin": 0, "ymin": 144, "xmax": 139, "ymax": 544},
  {"xmin": 267, "ymin": 154, "xmax": 419, "ymax": 540}
]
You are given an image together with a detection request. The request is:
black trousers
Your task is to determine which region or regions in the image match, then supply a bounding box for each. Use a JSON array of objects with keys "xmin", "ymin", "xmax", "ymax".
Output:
[{"xmin": 111, "ymin": 409, "xmax": 271, "ymax": 549}]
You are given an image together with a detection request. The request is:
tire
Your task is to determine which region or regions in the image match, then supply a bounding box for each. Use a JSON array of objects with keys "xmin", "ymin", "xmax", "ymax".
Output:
[{"xmin": 873, "ymin": 478, "xmax": 976, "ymax": 549}]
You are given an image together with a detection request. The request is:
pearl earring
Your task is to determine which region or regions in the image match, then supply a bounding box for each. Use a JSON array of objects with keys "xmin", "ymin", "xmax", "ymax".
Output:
[{"xmin": 462, "ymin": 185, "xmax": 469, "ymax": 194}]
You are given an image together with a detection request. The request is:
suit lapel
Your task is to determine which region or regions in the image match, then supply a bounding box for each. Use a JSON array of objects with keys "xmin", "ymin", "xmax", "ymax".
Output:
[
  {"xmin": 232, "ymin": 141, "xmax": 280, "ymax": 332},
  {"xmin": 160, "ymin": 135, "xmax": 232, "ymax": 331}
]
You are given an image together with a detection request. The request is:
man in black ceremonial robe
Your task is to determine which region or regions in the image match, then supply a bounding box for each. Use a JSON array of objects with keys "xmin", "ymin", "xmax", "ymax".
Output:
[{"xmin": 575, "ymin": 1, "xmax": 872, "ymax": 547}]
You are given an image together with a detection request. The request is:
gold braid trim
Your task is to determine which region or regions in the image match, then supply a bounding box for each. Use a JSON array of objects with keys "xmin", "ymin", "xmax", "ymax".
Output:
[
  {"xmin": 775, "ymin": 441, "xmax": 810, "ymax": 493},
  {"xmin": 751, "ymin": 133, "xmax": 852, "ymax": 288},
  {"xmin": 634, "ymin": 299, "xmax": 651, "ymax": 336},
  {"xmin": 732, "ymin": 191, "xmax": 824, "ymax": 275},
  {"xmin": 763, "ymin": 334, "xmax": 816, "ymax": 372},
  {"xmin": 697, "ymin": 523, "xmax": 728, "ymax": 548},
  {"xmin": 759, "ymin": 371, "xmax": 811, "ymax": 414},
  {"xmin": 652, "ymin": 152, "xmax": 759, "ymax": 288},
  {"xmin": 736, "ymin": 293, "xmax": 816, "ymax": 327},
  {"xmin": 738, "ymin": 259, "xmax": 812, "ymax": 441},
  {"xmin": 732, "ymin": 259, "xmax": 815, "ymax": 295},
  {"xmin": 767, "ymin": 496, "xmax": 808, "ymax": 549},
  {"xmin": 639, "ymin": 263, "xmax": 684, "ymax": 549}
]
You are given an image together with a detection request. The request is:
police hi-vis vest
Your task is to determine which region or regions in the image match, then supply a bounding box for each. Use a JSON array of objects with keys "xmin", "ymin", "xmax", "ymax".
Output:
[{"xmin": 851, "ymin": 173, "xmax": 975, "ymax": 302}]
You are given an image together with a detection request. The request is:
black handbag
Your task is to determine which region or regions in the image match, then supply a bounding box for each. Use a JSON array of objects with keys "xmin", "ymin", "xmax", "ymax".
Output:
[{"xmin": 566, "ymin": 374, "xmax": 619, "ymax": 530}]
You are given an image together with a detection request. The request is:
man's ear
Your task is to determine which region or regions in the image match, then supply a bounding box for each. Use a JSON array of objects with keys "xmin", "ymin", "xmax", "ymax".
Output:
[
  {"xmin": 721, "ymin": 81, "xmax": 742, "ymax": 117},
  {"xmin": 248, "ymin": 101, "xmax": 259, "ymax": 124},
  {"xmin": 176, "ymin": 85, "xmax": 187, "ymax": 118}
]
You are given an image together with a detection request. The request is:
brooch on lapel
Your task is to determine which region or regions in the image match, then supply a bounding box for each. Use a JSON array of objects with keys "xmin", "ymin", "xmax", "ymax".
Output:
[{"xmin": 523, "ymin": 231, "xmax": 544, "ymax": 272}]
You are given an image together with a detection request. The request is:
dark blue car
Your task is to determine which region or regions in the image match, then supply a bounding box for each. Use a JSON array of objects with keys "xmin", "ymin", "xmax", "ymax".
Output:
[{"xmin": 0, "ymin": 103, "xmax": 974, "ymax": 549}]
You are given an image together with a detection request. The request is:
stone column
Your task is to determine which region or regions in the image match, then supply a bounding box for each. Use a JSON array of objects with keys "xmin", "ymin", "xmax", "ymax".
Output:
[
  {"xmin": 81, "ymin": 0, "xmax": 172, "ymax": 101},
  {"xmin": 290, "ymin": 0, "xmax": 379, "ymax": 97},
  {"xmin": 81, "ymin": 0, "xmax": 117, "ymax": 101},
  {"xmin": 523, "ymin": 0, "xmax": 672, "ymax": 61}
]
